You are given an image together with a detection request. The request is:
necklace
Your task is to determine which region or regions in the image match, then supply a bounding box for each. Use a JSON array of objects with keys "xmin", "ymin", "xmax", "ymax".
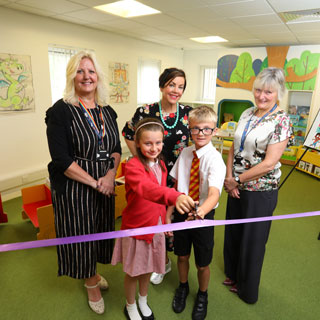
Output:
[{"xmin": 159, "ymin": 100, "xmax": 179, "ymax": 129}]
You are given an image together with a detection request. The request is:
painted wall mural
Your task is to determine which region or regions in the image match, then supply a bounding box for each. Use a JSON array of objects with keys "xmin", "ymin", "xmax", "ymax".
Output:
[
  {"xmin": 217, "ymin": 46, "xmax": 320, "ymax": 91},
  {"xmin": 0, "ymin": 53, "xmax": 35, "ymax": 112},
  {"xmin": 108, "ymin": 62, "xmax": 129, "ymax": 103}
]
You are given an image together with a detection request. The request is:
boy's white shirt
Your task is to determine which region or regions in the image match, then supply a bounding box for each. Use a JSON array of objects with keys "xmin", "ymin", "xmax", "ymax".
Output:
[{"xmin": 170, "ymin": 141, "xmax": 226, "ymax": 208}]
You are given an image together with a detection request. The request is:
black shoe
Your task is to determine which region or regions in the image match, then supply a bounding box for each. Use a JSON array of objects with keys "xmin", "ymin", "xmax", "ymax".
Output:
[
  {"xmin": 172, "ymin": 286, "xmax": 189, "ymax": 313},
  {"xmin": 192, "ymin": 294, "xmax": 208, "ymax": 320},
  {"xmin": 141, "ymin": 312, "xmax": 154, "ymax": 320},
  {"xmin": 124, "ymin": 306, "xmax": 130, "ymax": 319},
  {"xmin": 139, "ymin": 306, "xmax": 154, "ymax": 320}
]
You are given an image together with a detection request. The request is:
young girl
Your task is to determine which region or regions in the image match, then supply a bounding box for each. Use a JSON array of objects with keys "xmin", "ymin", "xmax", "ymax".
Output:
[{"xmin": 111, "ymin": 118, "xmax": 194, "ymax": 320}]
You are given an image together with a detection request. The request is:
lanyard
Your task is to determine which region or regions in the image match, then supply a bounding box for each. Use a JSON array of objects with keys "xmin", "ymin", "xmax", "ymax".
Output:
[
  {"xmin": 239, "ymin": 104, "xmax": 277, "ymax": 152},
  {"xmin": 79, "ymin": 98, "xmax": 105, "ymax": 147}
]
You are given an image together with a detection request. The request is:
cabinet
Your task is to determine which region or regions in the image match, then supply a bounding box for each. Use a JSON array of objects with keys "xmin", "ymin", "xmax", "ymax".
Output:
[
  {"xmin": 296, "ymin": 147, "xmax": 320, "ymax": 179},
  {"xmin": 282, "ymin": 91, "xmax": 313, "ymax": 165}
]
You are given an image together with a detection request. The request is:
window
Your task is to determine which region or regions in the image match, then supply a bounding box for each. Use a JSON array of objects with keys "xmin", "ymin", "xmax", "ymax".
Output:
[
  {"xmin": 137, "ymin": 59, "xmax": 161, "ymax": 105},
  {"xmin": 201, "ymin": 66, "xmax": 217, "ymax": 102},
  {"xmin": 48, "ymin": 46, "xmax": 78, "ymax": 104}
]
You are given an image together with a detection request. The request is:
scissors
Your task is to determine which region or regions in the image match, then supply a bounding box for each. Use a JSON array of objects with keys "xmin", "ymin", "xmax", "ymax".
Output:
[{"xmin": 193, "ymin": 203, "xmax": 203, "ymax": 220}]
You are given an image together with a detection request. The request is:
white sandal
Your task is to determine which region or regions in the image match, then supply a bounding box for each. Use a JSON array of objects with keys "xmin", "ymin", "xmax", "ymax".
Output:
[
  {"xmin": 84, "ymin": 283, "xmax": 105, "ymax": 314},
  {"xmin": 97, "ymin": 275, "xmax": 109, "ymax": 290}
]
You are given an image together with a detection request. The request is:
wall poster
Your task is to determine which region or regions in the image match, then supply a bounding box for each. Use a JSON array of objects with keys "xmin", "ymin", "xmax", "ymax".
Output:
[
  {"xmin": 304, "ymin": 108, "xmax": 320, "ymax": 151},
  {"xmin": 0, "ymin": 53, "xmax": 35, "ymax": 112},
  {"xmin": 108, "ymin": 62, "xmax": 129, "ymax": 103}
]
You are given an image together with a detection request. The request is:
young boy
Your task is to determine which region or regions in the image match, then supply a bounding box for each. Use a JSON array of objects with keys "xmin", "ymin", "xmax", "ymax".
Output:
[{"xmin": 168, "ymin": 105, "xmax": 226, "ymax": 320}]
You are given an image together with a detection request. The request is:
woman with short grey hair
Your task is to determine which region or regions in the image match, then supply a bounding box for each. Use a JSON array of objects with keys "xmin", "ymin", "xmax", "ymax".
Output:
[{"xmin": 223, "ymin": 67, "xmax": 293, "ymax": 304}]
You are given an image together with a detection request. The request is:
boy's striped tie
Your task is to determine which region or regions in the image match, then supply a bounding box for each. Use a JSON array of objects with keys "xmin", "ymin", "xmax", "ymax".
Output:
[{"xmin": 189, "ymin": 151, "xmax": 200, "ymax": 201}]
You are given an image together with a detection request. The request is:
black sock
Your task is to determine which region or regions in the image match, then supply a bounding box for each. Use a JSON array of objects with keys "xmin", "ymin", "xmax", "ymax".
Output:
[
  {"xmin": 198, "ymin": 289, "xmax": 208, "ymax": 297},
  {"xmin": 179, "ymin": 281, "xmax": 189, "ymax": 288}
]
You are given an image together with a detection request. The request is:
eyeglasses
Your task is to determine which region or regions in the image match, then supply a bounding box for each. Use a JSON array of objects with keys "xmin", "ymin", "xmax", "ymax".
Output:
[{"xmin": 190, "ymin": 127, "xmax": 215, "ymax": 135}]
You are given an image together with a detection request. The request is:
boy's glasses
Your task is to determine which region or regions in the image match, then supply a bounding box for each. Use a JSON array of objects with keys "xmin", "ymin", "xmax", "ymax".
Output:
[{"xmin": 190, "ymin": 127, "xmax": 215, "ymax": 135}]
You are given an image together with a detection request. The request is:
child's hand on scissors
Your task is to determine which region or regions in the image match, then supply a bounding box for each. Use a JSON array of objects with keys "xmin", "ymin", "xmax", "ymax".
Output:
[
  {"xmin": 186, "ymin": 202, "xmax": 204, "ymax": 220},
  {"xmin": 176, "ymin": 194, "xmax": 194, "ymax": 214}
]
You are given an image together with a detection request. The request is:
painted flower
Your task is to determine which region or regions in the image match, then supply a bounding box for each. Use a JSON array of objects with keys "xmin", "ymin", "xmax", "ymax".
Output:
[{"xmin": 169, "ymin": 113, "xmax": 175, "ymax": 118}]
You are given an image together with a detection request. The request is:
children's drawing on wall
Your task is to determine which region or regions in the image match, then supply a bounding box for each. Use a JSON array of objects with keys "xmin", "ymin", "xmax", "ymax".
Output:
[
  {"xmin": 304, "ymin": 109, "xmax": 320, "ymax": 151},
  {"xmin": 109, "ymin": 62, "xmax": 129, "ymax": 103},
  {"xmin": 216, "ymin": 47, "xmax": 320, "ymax": 92},
  {"xmin": 0, "ymin": 53, "xmax": 35, "ymax": 112}
]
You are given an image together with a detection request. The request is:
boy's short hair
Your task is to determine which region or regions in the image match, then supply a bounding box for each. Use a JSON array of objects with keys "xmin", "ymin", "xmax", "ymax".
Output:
[{"xmin": 188, "ymin": 105, "xmax": 217, "ymax": 127}]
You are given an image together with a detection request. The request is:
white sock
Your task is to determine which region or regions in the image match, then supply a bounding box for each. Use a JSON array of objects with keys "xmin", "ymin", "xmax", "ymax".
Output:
[
  {"xmin": 126, "ymin": 301, "xmax": 141, "ymax": 320},
  {"xmin": 138, "ymin": 294, "xmax": 152, "ymax": 317}
]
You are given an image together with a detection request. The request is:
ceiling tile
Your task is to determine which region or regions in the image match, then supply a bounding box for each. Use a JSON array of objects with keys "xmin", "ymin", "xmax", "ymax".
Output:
[
  {"xmin": 241, "ymin": 23, "xmax": 289, "ymax": 33},
  {"xmin": 286, "ymin": 21, "xmax": 320, "ymax": 31},
  {"xmin": 68, "ymin": 0, "xmax": 114, "ymax": 7},
  {"xmin": 131, "ymin": 13, "xmax": 183, "ymax": 27},
  {"xmin": 166, "ymin": 7, "xmax": 221, "ymax": 21},
  {"xmin": 18, "ymin": 0, "xmax": 86, "ymax": 14},
  {"xmin": 267, "ymin": 0, "xmax": 320, "ymax": 13},
  {"xmin": 139, "ymin": 0, "xmax": 207, "ymax": 12},
  {"xmin": 62, "ymin": 8, "xmax": 117, "ymax": 23},
  {"xmin": 4, "ymin": 2, "xmax": 55, "ymax": 16},
  {"xmin": 209, "ymin": 0, "xmax": 274, "ymax": 18},
  {"xmin": 231, "ymin": 13, "xmax": 283, "ymax": 26}
]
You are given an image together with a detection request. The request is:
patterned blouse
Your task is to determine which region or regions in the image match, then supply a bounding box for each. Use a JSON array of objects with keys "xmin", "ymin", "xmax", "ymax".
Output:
[
  {"xmin": 122, "ymin": 102, "xmax": 192, "ymax": 183},
  {"xmin": 233, "ymin": 107, "xmax": 294, "ymax": 191}
]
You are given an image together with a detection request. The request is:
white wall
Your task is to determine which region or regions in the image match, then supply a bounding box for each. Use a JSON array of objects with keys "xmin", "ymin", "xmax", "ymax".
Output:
[
  {"xmin": 182, "ymin": 49, "xmax": 220, "ymax": 103},
  {"xmin": 0, "ymin": 7, "xmax": 183, "ymax": 199}
]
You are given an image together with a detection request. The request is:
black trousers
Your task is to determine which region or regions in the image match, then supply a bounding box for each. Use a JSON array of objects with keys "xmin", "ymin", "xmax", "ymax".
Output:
[{"xmin": 223, "ymin": 189, "xmax": 278, "ymax": 304}]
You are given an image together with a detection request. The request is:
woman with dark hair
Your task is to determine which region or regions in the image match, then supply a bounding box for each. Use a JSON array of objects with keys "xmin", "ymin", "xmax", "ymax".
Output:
[
  {"xmin": 46, "ymin": 51, "xmax": 121, "ymax": 314},
  {"xmin": 122, "ymin": 67, "xmax": 192, "ymax": 284}
]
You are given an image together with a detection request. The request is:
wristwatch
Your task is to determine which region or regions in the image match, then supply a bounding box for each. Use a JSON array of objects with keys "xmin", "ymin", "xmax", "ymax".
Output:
[{"xmin": 234, "ymin": 176, "xmax": 241, "ymax": 184}]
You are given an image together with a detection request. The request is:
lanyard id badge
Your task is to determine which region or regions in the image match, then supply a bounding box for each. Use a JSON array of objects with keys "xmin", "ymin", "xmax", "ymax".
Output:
[
  {"xmin": 79, "ymin": 98, "xmax": 105, "ymax": 149},
  {"xmin": 239, "ymin": 103, "xmax": 277, "ymax": 152}
]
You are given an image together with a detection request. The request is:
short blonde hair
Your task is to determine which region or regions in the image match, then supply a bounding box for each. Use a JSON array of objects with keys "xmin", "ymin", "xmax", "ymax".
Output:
[
  {"xmin": 188, "ymin": 105, "xmax": 217, "ymax": 127},
  {"xmin": 253, "ymin": 67, "xmax": 286, "ymax": 100},
  {"xmin": 63, "ymin": 51, "xmax": 108, "ymax": 106}
]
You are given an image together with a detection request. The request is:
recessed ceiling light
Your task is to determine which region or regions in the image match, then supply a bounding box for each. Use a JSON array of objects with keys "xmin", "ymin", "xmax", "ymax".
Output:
[
  {"xmin": 94, "ymin": 0, "xmax": 161, "ymax": 18},
  {"xmin": 190, "ymin": 36, "xmax": 228, "ymax": 43}
]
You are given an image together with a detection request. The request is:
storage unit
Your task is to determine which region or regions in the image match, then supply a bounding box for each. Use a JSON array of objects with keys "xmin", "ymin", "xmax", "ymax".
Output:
[{"xmin": 296, "ymin": 147, "xmax": 320, "ymax": 179}]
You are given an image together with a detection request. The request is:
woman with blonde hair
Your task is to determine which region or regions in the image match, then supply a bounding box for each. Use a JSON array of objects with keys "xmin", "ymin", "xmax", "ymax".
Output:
[{"xmin": 46, "ymin": 51, "xmax": 121, "ymax": 314}]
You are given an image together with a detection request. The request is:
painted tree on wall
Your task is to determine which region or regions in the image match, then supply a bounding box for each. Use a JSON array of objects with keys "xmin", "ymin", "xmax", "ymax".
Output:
[
  {"xmin": 285, "ymin": 51, "xmax": 320, "ymax": 90},
  {"xmin": 217, "ymin": 55, "xmax": 238, "ymax": 84},
  {"xmin": 230, "ymin": 52, "xmax": 255, "ymax": 84},
  {"xmin": 216, "ymin": 46, "xmax": 320, "ymax": 92},
  {"xmin": 252, "ymin": 59, "xmax": 262, "ymax": 75}
]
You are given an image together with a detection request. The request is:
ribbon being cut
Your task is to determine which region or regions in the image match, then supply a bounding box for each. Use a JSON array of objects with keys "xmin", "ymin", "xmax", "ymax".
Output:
[{"xmin": 0, "ymin": 211, "xmax": 319, "ymax": 253}]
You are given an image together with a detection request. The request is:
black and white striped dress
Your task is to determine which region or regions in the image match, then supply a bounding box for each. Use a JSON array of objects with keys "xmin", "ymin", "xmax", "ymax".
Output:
[{"xmin": 50, "ymin": 103, "xmax": 120, "ymax": 279}]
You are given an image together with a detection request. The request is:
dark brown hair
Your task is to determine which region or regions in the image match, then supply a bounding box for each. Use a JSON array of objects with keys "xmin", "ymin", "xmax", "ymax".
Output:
[
  {"xmin": 159, "ymin": 68, "xmax": 187, "ymax": 91},
  {"xmin": 135, "ymin": 117, "xmax": 166, "ymax": 172}
]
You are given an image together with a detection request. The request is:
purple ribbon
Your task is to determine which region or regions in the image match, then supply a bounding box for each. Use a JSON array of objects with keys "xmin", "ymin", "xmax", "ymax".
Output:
[{"xmin": 0, "ymin": 211, "xmax": 319, "ymax": 253}]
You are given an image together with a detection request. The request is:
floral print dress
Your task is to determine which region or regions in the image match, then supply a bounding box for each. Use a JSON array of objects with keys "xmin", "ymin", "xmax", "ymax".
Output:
[
  {"xmin": 233, "ymin": 107, "xmax": 294, "ymax": 191},
  {"xmin": 122, "ymin": 102, "xmax": 192, "ymax": 185}
]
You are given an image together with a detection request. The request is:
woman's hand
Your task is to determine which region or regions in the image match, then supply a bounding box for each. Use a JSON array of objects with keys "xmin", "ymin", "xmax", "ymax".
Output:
[
  {"xmin": 224, "ymin": 176, "xmax": 238, "ymax": 193},
  {"xmin": 176, "ymin": 194, "xmax": 194, "ymax": 214},
  {"xmin": 97, "ymin": 171, "xmax": 116, "ymax": 197},
  {"xmin": 228, "ymin": 186, "xmax": 240, "ymax": 199}
]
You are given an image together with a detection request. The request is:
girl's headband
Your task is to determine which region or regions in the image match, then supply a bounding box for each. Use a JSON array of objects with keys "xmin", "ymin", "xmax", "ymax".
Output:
[{"xmin": 135, "ymin": 121, "xmax": 164, "ymax": 134}]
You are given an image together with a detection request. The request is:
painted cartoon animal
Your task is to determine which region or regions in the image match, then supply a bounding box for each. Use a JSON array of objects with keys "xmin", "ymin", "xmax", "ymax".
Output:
[{"xmin": 0, "ymin": 57, "xmax": 29, "ymax": 110}]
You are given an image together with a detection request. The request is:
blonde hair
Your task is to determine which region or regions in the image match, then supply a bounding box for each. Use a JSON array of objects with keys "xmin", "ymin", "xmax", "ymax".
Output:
[
  {"xmin": 63, "ymin": 51, "xmax": 108, "ymax": 106},
  {"xmin": 188, "ymin": 105, "xmax": 217, "ymax": 126},
  {"xmin": 253, "ymin": 67, "xmax": 286, "ymax": 100}
]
